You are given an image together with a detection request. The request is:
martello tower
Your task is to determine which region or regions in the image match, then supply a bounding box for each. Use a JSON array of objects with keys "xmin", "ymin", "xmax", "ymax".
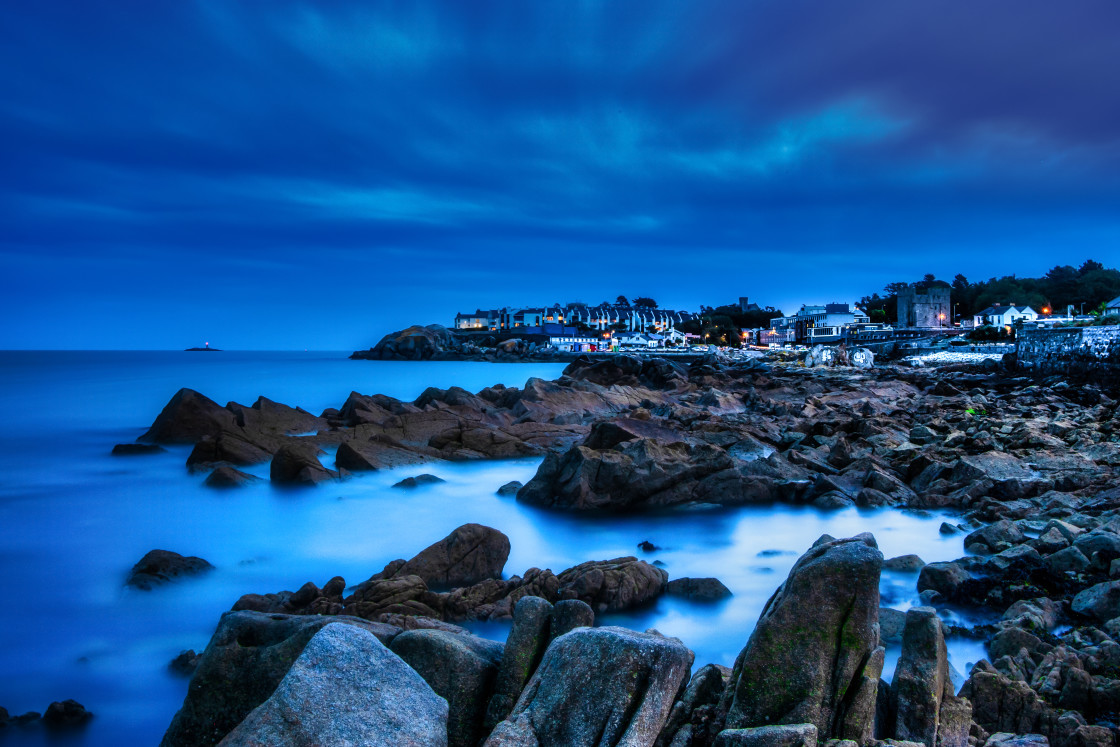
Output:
[{"xmin": 896, "ymin": 285, "xmax": 951, "ymax": 328}]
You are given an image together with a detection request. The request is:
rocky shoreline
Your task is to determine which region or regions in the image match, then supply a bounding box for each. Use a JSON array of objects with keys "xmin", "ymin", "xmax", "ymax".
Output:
[{"xmin": 115, "ymin": 350, "xmax": 1120, "ymax": 746}]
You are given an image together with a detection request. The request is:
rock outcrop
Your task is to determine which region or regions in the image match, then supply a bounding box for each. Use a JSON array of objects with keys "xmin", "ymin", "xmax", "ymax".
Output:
[{"xmin": 126, "ymin": 550, "xmax": 213, "ymax": 590}]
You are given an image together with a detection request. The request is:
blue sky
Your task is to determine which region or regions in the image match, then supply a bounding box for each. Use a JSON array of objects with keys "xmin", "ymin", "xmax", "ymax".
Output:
[{"xmin": 2, "ymin": 1, "xmax": 1118, "ymax": 349}]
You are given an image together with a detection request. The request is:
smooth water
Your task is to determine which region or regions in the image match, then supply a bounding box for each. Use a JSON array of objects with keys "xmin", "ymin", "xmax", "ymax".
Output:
[{"xmin": 0, "ymin": 352, "xmax": 973, "ymax": 746}]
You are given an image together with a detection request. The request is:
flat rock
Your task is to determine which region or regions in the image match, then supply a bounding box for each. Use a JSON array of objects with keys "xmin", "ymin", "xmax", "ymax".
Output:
[
  {"xmin": 393, "ymin": 473, "xmax": 446, "ymax": 489},
  {"xmin": 666, "ymin": 577, "xmax": 733, "ymax": 602}
]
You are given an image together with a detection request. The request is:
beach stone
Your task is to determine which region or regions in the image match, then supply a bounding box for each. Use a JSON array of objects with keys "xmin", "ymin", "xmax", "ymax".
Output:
[
  {"xmin": 965, "ymin": 520, "xmax": 1027, "ymax": 554},
  {"xmin": 484, "ymin": 626, "xmax": 692, "ymax": 747},
  {"xmin": 555, "ymin": 556, "xmax": 668, "ymax": 612},
  {"xmin": 985, "ymin": 734, "xmax": 1049, "ymax": 747},
  {"xmin": 917, "ymin": 562, "xmax": 970, "ymax": 599},
  {"xmin": 1072, "ymin": 581, "xmax": 1120, "ymax": 622},
  {"xmin": 160, "ymin": 611, "xmax": 399, "ymax": 747},
  {"xmin": 126, "ymin": 549, "xmax": 213, "ymax": 590},
  {"xmin": 723, "ymin": 536, "xmax": 883, "ymax": 742},
  {"xmin": 483, "ymin": 596, "xmax": 553, "ymax": 734},
  {"xmin": 1044, "ymin": 546, "xmax": 1090, "ymax": 575},
  {"xmin": 218, "ymin": 624, "xmax": 447, "ymax": 747},
  {"xmin": 666, "ymin": 577, "xmax": 733, "ymax": 602},
  {"xmin": 392, "ymin": 523, "xmax": 511, "ymax": 589},
  {"xmin": 393, "ymin": 473, "xmax": 446, "ymax": 489},
  {"xmin": 880, "ymin": 607, "xmax": 907, "ymax": 643},
  {"xmin": 390, "ymin": 629, "xmax": 503, "ymax": 747},
  {"xmin": 884, "ymin": 554, "xmax": 926, "ymax": 572},
  {"xmin": 714, "ymin": 724, "xmax": 818, "ymax": 747},
  {"xmin": 496, "ymin": 480, "xmax": 523, "ymax": 496}
]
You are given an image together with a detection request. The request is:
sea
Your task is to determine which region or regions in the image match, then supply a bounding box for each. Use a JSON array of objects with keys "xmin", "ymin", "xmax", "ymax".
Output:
[{"xmin": 0, "ymin": 350, "xmax": 983, "ymax": 746}]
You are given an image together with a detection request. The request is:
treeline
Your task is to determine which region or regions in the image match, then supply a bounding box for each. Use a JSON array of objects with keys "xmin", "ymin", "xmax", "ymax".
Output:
[
  {"xmin": 860, "ymin": 260, "xmax": 1120, "ymax": 323},
  {"xmin": 677, "ymin": 304, "xmax": 784, "ymax": 347}
]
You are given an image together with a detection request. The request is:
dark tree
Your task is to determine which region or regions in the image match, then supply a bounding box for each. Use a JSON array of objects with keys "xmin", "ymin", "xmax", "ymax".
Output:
[
  {"xmin": 615, "ymin": 295, "xmax": 629, "ymax": 306},
  {"xmin": 632, "ymin": 297, "xmax": 658, "ymax": 308}
]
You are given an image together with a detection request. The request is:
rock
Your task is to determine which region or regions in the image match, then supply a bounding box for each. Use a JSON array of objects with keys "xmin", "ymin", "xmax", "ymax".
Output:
[
  {"xmin": 1072, "ymin": 581, "xmax": 1120, "ymax": 622},
  {"xmin": 965, "ymin": 520, "xmax": 1027, "ymax": 554},
  {"xmin": 334, "ymin": 437, "xmax": 431, "ymax": 471},
  {"xmin": 391, "ymin": 523, "xmax": 511, "ymax": 589},
  {"xmin": 160, "ymin": 611, "xmax": 399, "ymax": 747},
  {"xmin": 112, "ymin": 443, "xmax": 166, "ymax": 456},
  {"xmin": 187, "ymin": 434, "xmax": 271, "ymax": 469},
  {"xmin": 357, "ymin": 324, "xmax": 463, "ymax": 361},
  {"xmin": 917, "ymin": 562, "xmax": 971, "ymax": 600},
  {"xmin": 665, "ymin": 577, "xmax": 733, "ymax": 602},
  {"xmin": 639, "ymin": 540, "xmax": 661, "ymax": 552},
  {"xmin": 1044, "ymin": 546, "xmax": 1090, "ymax": 575},
  {"xmin": 550, "ymin": 599, "xmax": 594, "ymax": 639},
  {"xmin": 390, "ymin": 629, "xmax": 503, "ymax": 747},
  {"xmin": 483, "ymin": 596, "xmax": 554, "ymax": 734},
  {"xmin": 393, "ymin": 473, "xmax": 446, "ymax": 489},
  {"xmin": 884, "ymin": 555, "xmax": 927, "ymax": 572},
  {"xmin": 659, "ymin": 663, "xmax": 728, "ymax": 746},
  {"xmin": 960, "ymin": 670, "xmax": 1056, "ymax": 740},
  {"xmin": 555, "ymin": 557, "xmax": 667, "ymax": 612},
  {"xmin": 715, "ymin": 724, "xmax": 819, "ymax": 747},
  {"xmin": 203, "ymin": 466, "xmax": 258, "ymax": 488},
  {"xmin": 218, "ymin": 624, "xmax": 448, "ymax": 747},
  {"xmin": 269, "ymin": 442, "xmax": 336, "ymax": 485},
  {"xmin": 940, "ymin": 522, "xmax": 962, "ymax": 535},
  {"xmin": 42, "ymin": 700, "xmax": 93, "ymax": 728},
  {"xmin": 126, "ymin": 550, "xmax": 213, "ymax": 590},
  {"xmin": 891, "ymin": 607, "xmax": 971, "ymax": 747},
  {"xmin": 880, "ymin": 607, "xmax": 907, "ymax": 643},
  {"xmin": 484, "ymin": 626, "xmax": 693, "ymax": 747},
  {"xmin": 723, "ymin": 536, "xmax": 883, "ymax": 743},
  {"xmin": 985, "ymin": 735, "xmax": 1049, "ymax": 747},
  {"xmin": 169, "ymin": 649, "xmax": 202, "ymax": 676},
  {"xmin": 496, "ymin": 480, "xmax": 523, "ymax": 496},
  {"xmin": 141, "ymin": 388, "xmax": 238, "ymax": 444}
]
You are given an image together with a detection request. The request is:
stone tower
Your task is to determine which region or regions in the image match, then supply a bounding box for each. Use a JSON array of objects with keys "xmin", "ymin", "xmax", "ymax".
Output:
[{"xmin": 896, "ymin": 285, "xmax": 951, "ymax": 328}]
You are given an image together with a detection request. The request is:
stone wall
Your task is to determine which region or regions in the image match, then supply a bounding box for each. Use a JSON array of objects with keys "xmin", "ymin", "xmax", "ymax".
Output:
[
  {"xmin": 1016, "ymin": 326, "xmax": 1120, "ymax": 378},
  {"xmin": 897, "ymin": 286, "xmax": 952, "ymax": 329}
]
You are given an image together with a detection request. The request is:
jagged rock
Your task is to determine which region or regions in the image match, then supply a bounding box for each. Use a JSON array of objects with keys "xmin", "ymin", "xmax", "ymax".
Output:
[
  {"xmin": 960, "ymin": 670, "xmax": 1058, "ymax": 739},
  {"xmin": 390, "ymin": 629, "xmax": 503, "ymax": 747},
  {"xmin": 891, "ymin": 607, "xmax": 971, "ymax": 747},
  {"xmin": 666, "ymin": 577, "xmax": 733, "ymax": 602},
  {"xmin": 484, "ymin": 626, "xmax": 693, "ymax": 746},
  {"xmin": 141, "ymin": 388, "xmax": 238, "ymax": 444},
  {"xmin": 496, "ymin": 480, "xmax": 523, "ymax": 496},
  {"xmin": 160, "ymin": 611, "xmax": 399, "ymax": 747},
  {"xmin": 965, "ymin": 520, "xmax": 1027, "ymax": 554},
  {"xmin": 658, "ymin": 663, "xmax": 728, "ymax": 746},
  {"xmin": 188, "ymin": 434, "xmax": 271, "ymax": 469},
  {"xmin": 42, "ymin": 700, "xmax": 92, "ymax": 728},
  {"xmin": 218, "ymin": 624, "xmax": 447, "ymax": 746},
  {"xmin": 269, "ymin": 442, "xmax": 336, "ymax": 485},
  {"xmin": 169, "ymin": 649, "xmax": 202, "ymax": 676},
  {"xmin": 918, "ymin": 562, "xmax": 971, "ymax": 600},
  {"xmin": 203, "ymin": 466, "xmax": 258, "ymax": 488},
  {"xmin": 483, "ymin": 596, "xmax": 554, "ymax": 734},
  {"xmin": 334, "ymin": 437, "xmax": 431, "ymax": 471},
  {"xmin": 884, "ymin": 554, "xmax": 927, "ymax": 572},
  {"xmin": 880, "ymin": 607, "xmax": 908, "ymax": 643},
  {"xmin": 722, "ymin": 536, "xmax": 884, "ymax": 742},
  {"xmin": 126, "ymin": 550, "xmax": 213, "ymax": 590},
  {"xmin": 391, "ymin": 524, "xmax": 511, "ymax": 589}
]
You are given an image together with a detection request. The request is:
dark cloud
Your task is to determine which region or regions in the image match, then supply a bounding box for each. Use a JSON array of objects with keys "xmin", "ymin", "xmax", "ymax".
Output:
[{"xmin": 0, "ymin": 0, "xmax": 1117, "ymax": 348}]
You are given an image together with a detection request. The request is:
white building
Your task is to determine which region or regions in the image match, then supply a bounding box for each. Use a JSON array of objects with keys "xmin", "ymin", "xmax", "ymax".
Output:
[
  {"xmin": 1105, "ymin": 295, "xmax": 1120, "ymax": 316},
  {"xmin": 614, "ymin": 332, "xmax": 661, "ymax": 349},
  {"xmin": 972, "ymin": 304, "xmax": 1039, "ymax": 328},
  {"xmin": 549, "ymin": 333, "xmax": 601, "ymax": 352}
]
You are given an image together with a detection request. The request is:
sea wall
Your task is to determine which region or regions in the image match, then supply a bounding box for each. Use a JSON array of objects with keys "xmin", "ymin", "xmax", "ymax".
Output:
[{"xmin": 1016, "ymin": 325, "xmax": 1120, "ymax": 378}]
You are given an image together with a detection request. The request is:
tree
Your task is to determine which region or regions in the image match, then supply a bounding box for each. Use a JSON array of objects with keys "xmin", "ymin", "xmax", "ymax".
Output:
[
  {"xmin": 616, "ymin": 295, "xmax": 629, "ymax": 306},
  {"xmin": 1080, "ymin": 259, "xmax": 1104, "ymax": 275},
  {"xmin": 952, "ymin": 274, "xmax": 969, "ymax": 292},
  {"xmin": 632, "ymin": 297, "xmax": 658, "ymax": 308}
]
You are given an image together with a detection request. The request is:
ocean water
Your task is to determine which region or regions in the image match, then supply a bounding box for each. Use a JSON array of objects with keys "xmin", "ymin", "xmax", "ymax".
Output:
[{"xmin": 0, "ymin": 351, "xmax": 974, "ymax": 745}]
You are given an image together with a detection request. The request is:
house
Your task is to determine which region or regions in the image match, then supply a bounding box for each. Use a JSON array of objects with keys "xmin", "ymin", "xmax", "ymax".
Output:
[
  {"xmin": 549, "ymin": 333, "xmax": 601, "ymax": 352},
  {"xmin": 771, "ymin": 302, "xmax": 871, "ymax": 344},
  {"xmin": 661, "ymin": 329, "xmax": 689, "ymax": 346},
  {"xmin": 1106, "ymin": 296, "xmax": 1120, "ymax": 316},
  {"xmin": 614, "ymin": 332, "xmax": 661, "ymax": 350},
  {"xmin": 972, "ymin": 304, "xmax": 1038, "ymax": 328},
  {"xmin": 454, "ymin": 309, "xmax": 500, "ymax": 330}
]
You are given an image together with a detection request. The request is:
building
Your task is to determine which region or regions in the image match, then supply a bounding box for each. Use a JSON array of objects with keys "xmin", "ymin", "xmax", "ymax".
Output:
[
  {"xmin": 972, "ymin": 304, "xmax": 1039, "ymax": 328},
  {"xmin": 739, "ymin": 296, "xmax": 761, "ymax": 313},
  {"xmin": 896, "ymin": 285, "xmax": 952, "ymax": 328},
  {"xmin": 454, "ymin": 309, "xmax": 500, "ymax": 330},
  {"xmin": 1106, "ymin": 296, "xmax": 1120, "ymax": 316},
  {"xmin": 770, "ymin": 303, "xmax": 871, "ymax": 344},
  {"xmin": 614, "ymin": 331, "xmax": 662, "ymax": 349},
  {"xmin": 474, "ymin": 303, "xmax": 695, "ymax": 333},
  {"xmin": 549, "ymin": 332, "xmax": 601, "ymax": 352}
]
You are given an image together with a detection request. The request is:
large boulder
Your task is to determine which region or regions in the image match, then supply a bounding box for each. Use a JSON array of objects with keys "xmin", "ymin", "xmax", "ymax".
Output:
[
  {"xmin": 141, "ymin": 388, "xmax": 238, "ymax": 444},
  {"xmin": 484, "ymin": 626, "xmax": 693, "ymax": 746},
  {"xmin": 126, "ymin": 550, "xmax": 213, "ymax": 590},
  {"xmin": 1072, "ymin": 581, "xmax": 1120, "ymax": 622},
  {"xmin": 722, "ymin": 536, "xmax": 884, "ymax": 742},
  {"xmin": 390, "ymin": 629, "xmax": 503, "ymax": 747},
  {"xmin": 891, "ymin": 607, "xmax": 971, "ymax": 747},
  {"xmin": 218, "ymin": 624, "xmax": 447, "ymax": 746},
  {"xmin": 714, "ymin": 724, "xmax": 818, "ymax": 747},
  {"xmin": 356, "ymin": 324, "xmax": 461, "ymax": 361},
  {"xmin": 160, "ymin": 611, "xmax": 398, "ymax": 746},
  {"xmin": 391, "ymin": 524, "xmax": 511, "ymax": 589}
]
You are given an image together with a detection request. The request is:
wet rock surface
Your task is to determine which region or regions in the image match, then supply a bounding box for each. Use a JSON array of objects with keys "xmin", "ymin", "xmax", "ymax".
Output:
[{"xmin": 126, "ymin": 549, "xmax": 213, "ymax": 590}]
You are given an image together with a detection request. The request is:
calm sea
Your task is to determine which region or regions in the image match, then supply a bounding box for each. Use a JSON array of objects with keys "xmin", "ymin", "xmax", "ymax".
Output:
[{"xmin": 0, "ymin": 351, "xmax": 975, "ymax": 746}]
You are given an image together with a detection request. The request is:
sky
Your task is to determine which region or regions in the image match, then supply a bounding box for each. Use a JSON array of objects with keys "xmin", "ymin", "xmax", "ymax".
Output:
[{"xmin": 1, "ymin": 1, "xmax": 1118, "ymax": 350}]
